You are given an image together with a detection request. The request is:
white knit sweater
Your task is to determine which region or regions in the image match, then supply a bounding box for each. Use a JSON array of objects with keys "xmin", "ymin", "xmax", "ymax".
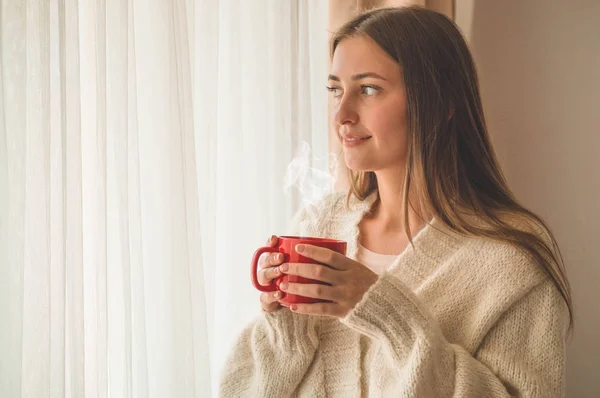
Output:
[{"xmin": 219, "ymin": 191, "xmax": 568, "ymax": 397}]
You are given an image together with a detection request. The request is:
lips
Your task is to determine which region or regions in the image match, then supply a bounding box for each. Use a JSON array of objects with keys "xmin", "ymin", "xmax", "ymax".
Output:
[
  {"xmin": 341, "ymin": 135, "xmax": 372, "ymax": 147},
  {"xmin": 341, "ymin": 134, "xmax": 372, "ymax": 141}
]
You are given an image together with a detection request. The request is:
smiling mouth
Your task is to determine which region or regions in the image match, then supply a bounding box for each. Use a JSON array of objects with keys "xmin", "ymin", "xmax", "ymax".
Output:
[{"xmin": 343, "ymin": 137, "xmax": 371, "ymax": 142}]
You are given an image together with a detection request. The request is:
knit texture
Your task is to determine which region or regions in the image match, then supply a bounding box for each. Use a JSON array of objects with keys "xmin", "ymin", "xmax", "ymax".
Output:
[{"xmin": 219, "ymin": 191, "xmax": 568, "ymax": 397}]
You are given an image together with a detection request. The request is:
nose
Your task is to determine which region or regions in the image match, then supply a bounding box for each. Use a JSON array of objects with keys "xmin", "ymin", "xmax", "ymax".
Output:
[{"xmin": 333, "ymin": 96, "xmax": 358, "ymax": 127}]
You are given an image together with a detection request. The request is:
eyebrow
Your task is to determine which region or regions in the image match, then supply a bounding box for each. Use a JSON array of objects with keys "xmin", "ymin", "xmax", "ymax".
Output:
[{"xmin": 328, "ymin": 72, "xmax": 388, "ymax": 82}]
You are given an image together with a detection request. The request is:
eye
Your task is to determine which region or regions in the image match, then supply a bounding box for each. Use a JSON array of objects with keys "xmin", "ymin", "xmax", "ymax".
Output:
[
  {"xmin": 361, "ymin": 85, "xmax": 379, "ymax": 96},
  {"xmin": 325, "ymin": 85, "xmax": 380, "ymax": 98},
  {"xmin": 325, "ymin": 85, "xmax": 342, "ymax": 98}
]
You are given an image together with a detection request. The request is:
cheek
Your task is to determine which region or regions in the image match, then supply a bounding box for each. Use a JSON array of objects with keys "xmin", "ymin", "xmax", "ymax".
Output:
[{"xmin": 368, "ymin": 102, "xmax": 408, "ymax": 147}]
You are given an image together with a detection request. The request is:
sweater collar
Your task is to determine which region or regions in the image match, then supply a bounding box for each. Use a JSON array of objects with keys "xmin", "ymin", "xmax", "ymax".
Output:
[{"xmin": 339, "ymin": 189, "xmax": 464, "ymax": 267}]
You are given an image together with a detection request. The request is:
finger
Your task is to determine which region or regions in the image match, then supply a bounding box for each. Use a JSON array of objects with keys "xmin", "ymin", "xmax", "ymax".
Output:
[
  {"xmin": 258, "ymin": 236, "xmax": 278, "ymax": 270},
  {"xmin": 281, "ymin": 282, "xmax": 338, "ymax": 302},
  {"xmin": 260, "ymin": 291, "xmax": 284, "ymax": 311},
  {"xmin": 290, "ymin": 302, "xmax": 339, "ymax": 317},
  {"xmin": 258, "ymin": 265, "xmax": 282, "ymax": 286},
  {"xmin": 295, "ymin": 244, "xmax": 345, "ymax": 270},
  {"xmin": 280, "ymin": 262, "xmax": 337, "ymax": 284},
  {"xmin": 260, "ymin": 290, "xmax": 284, "ymax": 305},
  {"xmin": 259, "ymin": 252, "xmax": 284, "ymax": 269},
  {"xmin": 266, "ymin": 235, "xmax": 279, "ymax": 247}
]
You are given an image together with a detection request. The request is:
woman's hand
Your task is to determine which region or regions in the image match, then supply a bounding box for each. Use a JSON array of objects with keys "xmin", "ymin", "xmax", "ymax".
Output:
[
  {"xmin": 257, "ymin": 235, "xmax": 287, "ymax": 313},
  {"xmin": 278, "ymin": 244, "xmax": 379, "ymax": 318}
]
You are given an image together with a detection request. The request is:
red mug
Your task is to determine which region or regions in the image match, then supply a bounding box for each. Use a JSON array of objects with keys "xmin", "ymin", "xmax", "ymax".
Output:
[{"xmin": 251, "ymin": 236, "xmax": 347, "ymax": 306}]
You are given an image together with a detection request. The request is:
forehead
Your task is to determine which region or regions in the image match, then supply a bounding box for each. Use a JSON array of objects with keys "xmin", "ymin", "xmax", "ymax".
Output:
[{"xmin": 330, "ymin": 36, "xmax": 401, "ymax": 79}]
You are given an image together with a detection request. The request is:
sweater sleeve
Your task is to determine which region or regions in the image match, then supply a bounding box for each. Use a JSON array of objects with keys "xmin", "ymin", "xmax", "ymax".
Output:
[
  {"xmin": 218, "ymin": 310, "xmax": 320, "ymax": 397},
  {"xmin": 218, "ymin": 203, "xmax": 325, "ymax": 398},
  {"xmin": 340, "ymin": 272, "xmax": 568, "ymax": 397}
]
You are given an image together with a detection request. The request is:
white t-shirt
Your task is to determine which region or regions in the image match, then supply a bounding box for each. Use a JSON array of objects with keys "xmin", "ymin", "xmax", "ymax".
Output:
[{"xmin": 356, "ymin": 241, "xmax": 400, "ymax": 275}]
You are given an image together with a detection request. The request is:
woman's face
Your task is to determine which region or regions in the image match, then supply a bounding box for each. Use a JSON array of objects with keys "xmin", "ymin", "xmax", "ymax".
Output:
[{"xmin": 329, "ymin": 36, "xmax": 409, "ymax": 173}]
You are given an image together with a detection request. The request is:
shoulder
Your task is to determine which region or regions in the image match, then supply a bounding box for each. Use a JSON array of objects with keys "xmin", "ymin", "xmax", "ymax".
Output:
[
  {"xmin": 453, "ymin": 212, "xmax": 557, "ymax": 284},
  {"xmin": 452, "ymin": 229, "xmax": 556, "ymax": 311},
  {"xmin": 432, "ymin": 232, "xmax": 566, "ymax": 336},
  {"xmin": 466, "ymin": 236, "xmax": 546, "ymax": 280}
]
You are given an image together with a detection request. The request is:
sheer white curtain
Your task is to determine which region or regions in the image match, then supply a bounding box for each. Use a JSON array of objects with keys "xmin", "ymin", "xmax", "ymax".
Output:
[{"xmin": 0, "ymin": 1, "xmax": 330, "ymax": 397}]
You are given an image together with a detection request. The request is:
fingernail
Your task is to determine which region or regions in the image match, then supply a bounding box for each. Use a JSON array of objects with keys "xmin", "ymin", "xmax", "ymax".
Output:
[
  {"xmin": 291, "ymin": 305, "xmax": 298, "ymax": 311},
  {"xmin": 276, "ymin": 253, "xmax": 282, "ymax": 261},
  {"xmin": 296, "ymin": 244, "xmax": 305, "ymax": 253},
  {"xmin": 274, "ymin": 291, "xmax": 280, "ymax": 298},
  {"xmin": 280, "ymin": 263, "xmax": 288, "ymax": 272},
  {"xmin": 280, "ymin": 282, "xmax": 288, "ymax": 291}
]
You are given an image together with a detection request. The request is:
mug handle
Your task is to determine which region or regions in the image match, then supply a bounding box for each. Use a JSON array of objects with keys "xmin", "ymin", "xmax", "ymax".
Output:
[{"xmin": 251, "ymin": 246, "xmax": 280, "ymax": 292}]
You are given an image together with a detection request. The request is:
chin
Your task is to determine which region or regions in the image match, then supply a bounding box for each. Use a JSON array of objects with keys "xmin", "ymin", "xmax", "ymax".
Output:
[
  {"xmin": 342, "ymin": 156, "xmax": 370, "ymax": 172},
  {"xmin": 345, "ymin": 163, "xmax": 375, "ymax": 173}
]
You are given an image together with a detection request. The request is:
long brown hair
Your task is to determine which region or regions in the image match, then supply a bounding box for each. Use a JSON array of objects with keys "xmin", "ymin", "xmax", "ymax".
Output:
[{"xmin": 331, "ymin": 6, "xmax": 573, "ymax": 330}]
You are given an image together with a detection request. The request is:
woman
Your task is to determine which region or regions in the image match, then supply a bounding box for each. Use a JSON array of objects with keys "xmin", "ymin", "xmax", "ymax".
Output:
[{"xmin": 220, "ymin": 6, "xmax": 572, "ymax": 397}]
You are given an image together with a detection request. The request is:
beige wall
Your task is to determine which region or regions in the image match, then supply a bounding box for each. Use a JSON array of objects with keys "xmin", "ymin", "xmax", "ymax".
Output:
[{"xmin": 456, "ymin": 1, "xmax": 600, "ymax": 396}]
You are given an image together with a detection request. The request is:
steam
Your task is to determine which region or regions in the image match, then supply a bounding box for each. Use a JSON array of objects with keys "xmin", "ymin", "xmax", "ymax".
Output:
[{"xmin": 283, "ymin": 140, "xmax": 339, "ymax": 209}]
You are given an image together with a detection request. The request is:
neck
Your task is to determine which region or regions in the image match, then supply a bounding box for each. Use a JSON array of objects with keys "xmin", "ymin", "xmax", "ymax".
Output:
[{"xmin": 369, "ymin": 168, "xmax": 432, "ymax": 235}]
